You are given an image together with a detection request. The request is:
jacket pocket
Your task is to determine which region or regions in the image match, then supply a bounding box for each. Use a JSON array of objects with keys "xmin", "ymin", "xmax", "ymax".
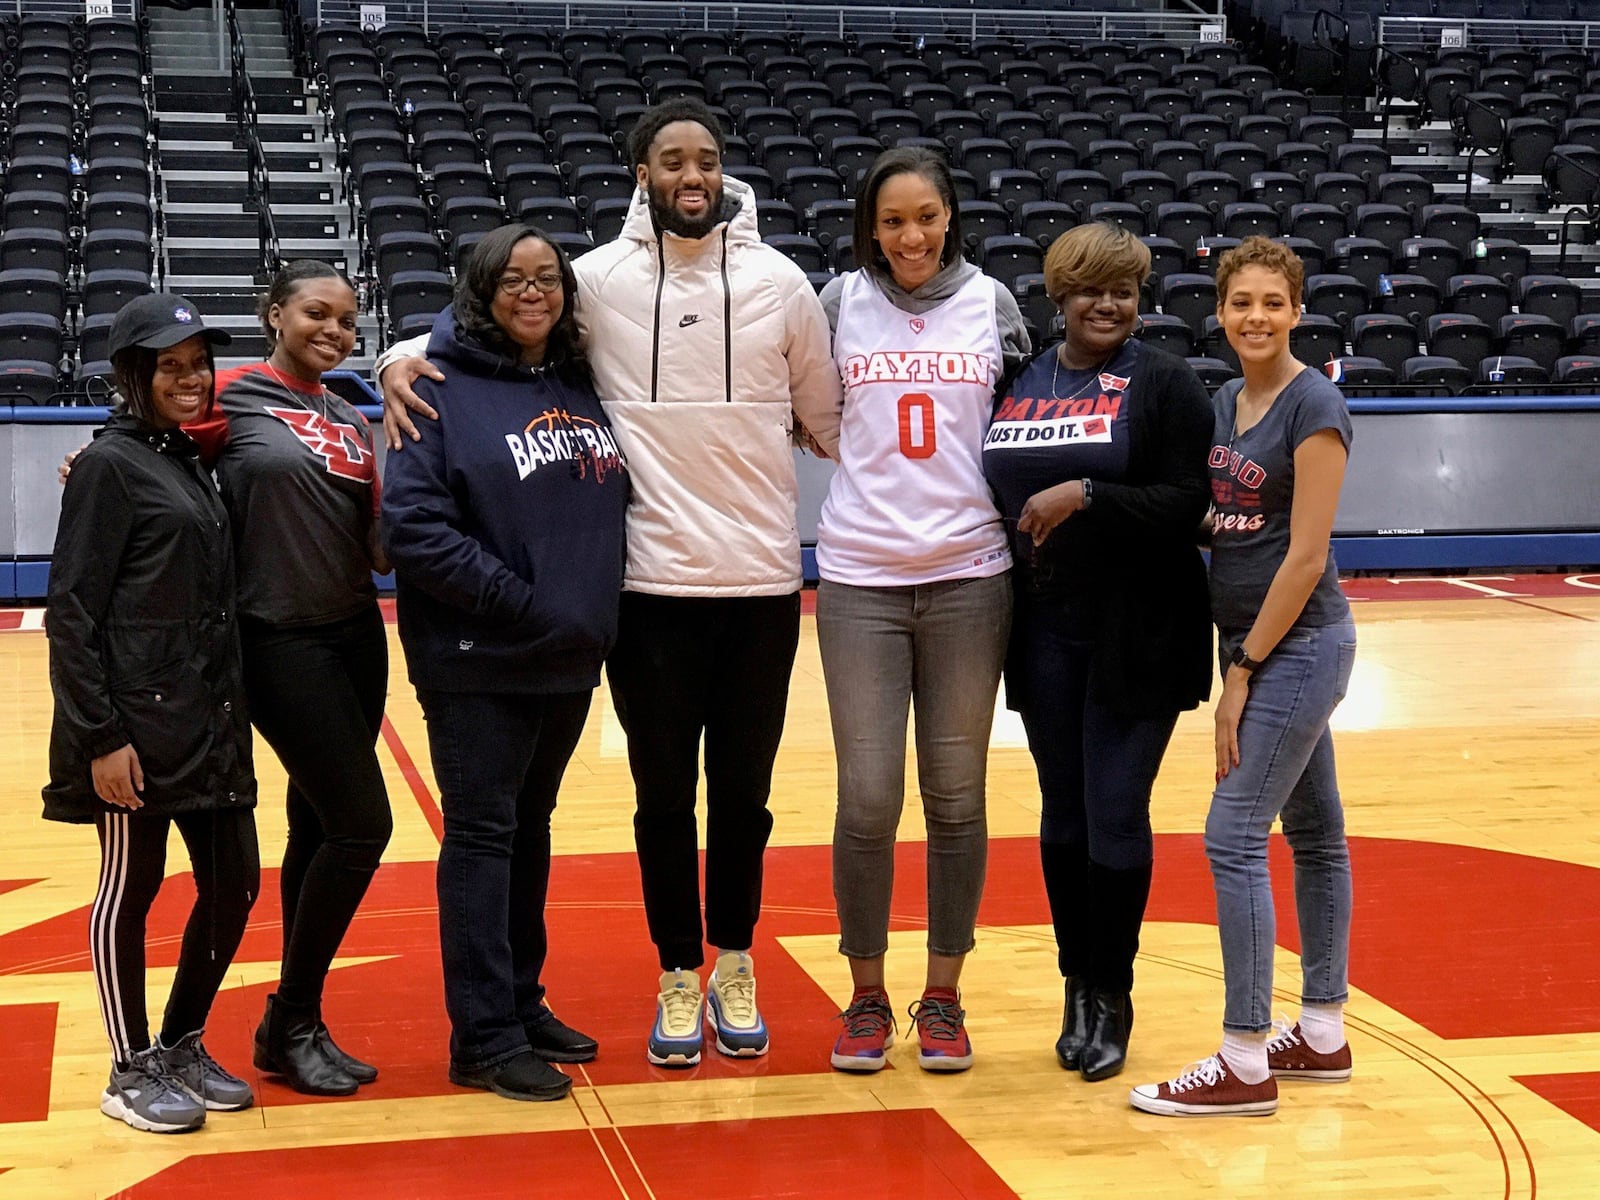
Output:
[{"xmin": 111, "ymin": 670, "xmax": 212, "ymax": 786}]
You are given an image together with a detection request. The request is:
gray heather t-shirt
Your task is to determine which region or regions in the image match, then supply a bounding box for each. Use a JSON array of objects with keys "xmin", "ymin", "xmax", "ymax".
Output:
[{"xmin": 1207, "ymin": 367, "xmax": 1353, "ymax": 632}]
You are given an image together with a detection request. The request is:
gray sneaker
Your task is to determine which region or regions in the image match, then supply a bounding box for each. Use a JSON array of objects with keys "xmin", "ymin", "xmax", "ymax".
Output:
[
  {"xmin": 101, "ymin": 1047, "xmax": 207, "ymax": 1133},
  {"xmin": 158, "ymin": 1030, "xmax": 255, "ymax": 1111}
]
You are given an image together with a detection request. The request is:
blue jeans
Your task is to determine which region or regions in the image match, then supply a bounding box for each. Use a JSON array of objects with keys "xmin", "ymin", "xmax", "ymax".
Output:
[
  {"xmin": 1205, "ymin": 620, "xmax": 1357, "ymax": 1032},
  {"xmin": 416, "ymin": 687, "xmax": 592, "ymax": 1068},
  {"xmin": 817, "ymin": 573, "xmax": 1011, "ymax": 959}
]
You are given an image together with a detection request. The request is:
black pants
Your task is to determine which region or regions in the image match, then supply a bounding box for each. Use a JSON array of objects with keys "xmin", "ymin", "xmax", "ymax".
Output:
[
  {"xmin": 92, "ymin": 808, "xmax": 260, "ymax": 1065},
  {"xmin": 241, "ymin": 605, "xmax": 392, "ymax": 1013},
  {"xmin": 1013, "ymin": 595, "xmax": 1177, "ymax": 991},
  {"xmin": 417, "ymin": 687, "xmax": 591, "ymax": 1068},
  {"xmin": 606, "ymin": 592, "xmax": 800, "ymax": 970}
]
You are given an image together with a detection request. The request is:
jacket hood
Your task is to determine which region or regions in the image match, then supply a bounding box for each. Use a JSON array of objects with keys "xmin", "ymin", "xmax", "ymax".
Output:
[
  {"xmin": 864, "ymin": 256, "xmax": 984, "ymax": 308},
  {"xmin": 424, "ymin": 308, "xmax": 527, "ymax": 378},
  {"xmin": 619, "ymin": 174, "xmax": 760, "ymax": 250}
]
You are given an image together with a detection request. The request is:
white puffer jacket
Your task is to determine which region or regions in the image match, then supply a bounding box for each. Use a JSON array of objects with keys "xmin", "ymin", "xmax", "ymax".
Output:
[
  {"xmin": 378, "ymin": 175, "xmax": 842, "ymax": 598},
  {"xmin": 572, "ymin": 175, "xmax": 841, "ymax": 596}
]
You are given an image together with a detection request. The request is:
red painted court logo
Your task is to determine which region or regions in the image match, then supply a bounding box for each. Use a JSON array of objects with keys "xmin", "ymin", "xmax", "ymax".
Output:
[{"xmin": 908, "ymin": 317, "xmax": 925, "ymax": 335}]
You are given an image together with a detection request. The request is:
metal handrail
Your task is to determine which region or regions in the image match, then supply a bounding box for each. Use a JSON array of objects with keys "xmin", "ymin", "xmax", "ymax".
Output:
[
  {"xmin": 310, "ymin": 1, "xmax": 1224, "ymax": 42},
  {"xmin": 226, "ymin": 0, "xmax": 282, "ymax": 281}
]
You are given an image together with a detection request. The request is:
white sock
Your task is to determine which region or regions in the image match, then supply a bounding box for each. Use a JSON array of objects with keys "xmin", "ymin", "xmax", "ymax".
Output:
[
  {"xmin": 1298, "ymin": 1003, "xmax": 1345, "ymax": 1053},
  {"xmin": 1220, "ymin": 1030, "xmax": 1270, "ymax": 1083}
]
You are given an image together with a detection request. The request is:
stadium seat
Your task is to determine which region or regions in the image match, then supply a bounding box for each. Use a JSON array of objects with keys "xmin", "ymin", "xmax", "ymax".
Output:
[
  {"xmin": 1350, "ymin": 313, "xmax": 1421, "ymax": 377},
  {"xmin": 1400, "ymin": 354, "xmax": 1473, "ymax": 394},
  {"xmin": 1475, "ymin": 355, "xmax": 1547, "ymax": 387},
  {"xmin": 1498, "ymin": 314, "xmax": 1566, "ymax": 374},
  {"xmin": 1426, "ymin": 313, "xmax": 1495, "ymax": 367}
]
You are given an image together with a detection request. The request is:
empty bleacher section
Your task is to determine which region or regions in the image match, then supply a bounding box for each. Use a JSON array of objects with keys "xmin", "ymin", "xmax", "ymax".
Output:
[
  {"xmin": 0, "ymin": 11, "xmax": 154, "ymax": 403},
  {"xmin": 287, "ymin": 0, "xmax": 1599, "ymax": 397}
]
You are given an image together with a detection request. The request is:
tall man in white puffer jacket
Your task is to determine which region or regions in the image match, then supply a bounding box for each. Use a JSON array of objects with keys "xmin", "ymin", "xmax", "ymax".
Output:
[{"xmin": 378, "ymin": 99, "xmax": 843, "ymax": 1069}]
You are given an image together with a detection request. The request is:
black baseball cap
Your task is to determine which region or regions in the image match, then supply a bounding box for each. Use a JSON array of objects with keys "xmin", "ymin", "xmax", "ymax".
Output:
[{"xmin": 107, "ymin": 293, "xmax": 232, "ymax": 358}]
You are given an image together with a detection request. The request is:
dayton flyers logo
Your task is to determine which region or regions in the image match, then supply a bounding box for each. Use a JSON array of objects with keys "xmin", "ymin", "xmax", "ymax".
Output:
[
  {"xmin": 265, "ymin": 408, "xmax": 374, "ymax": 481},
  {"xmin": 1098, "ymin": 372, "xmax": 1130, "ymax": 392},
  {"xmin": 909, "ymin": 317, "xmax": 925, "ymax": 335}
]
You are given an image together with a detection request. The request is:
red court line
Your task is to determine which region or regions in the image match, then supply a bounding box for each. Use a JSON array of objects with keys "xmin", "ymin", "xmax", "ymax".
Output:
[
  {"xmin": 1505, "ymin": 598, "xmax": 1597, "ymax": 623},
  {"xmin": 379, "ymin": 715, "xmax": 443, "ymax": 843}
]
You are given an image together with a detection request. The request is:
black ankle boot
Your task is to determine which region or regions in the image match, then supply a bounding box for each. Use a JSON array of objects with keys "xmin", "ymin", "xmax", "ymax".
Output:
[
  {"xmin": 1079, "ymin": 989, "xmax": 1134, "ymax": 1082},
  {"xmin": 253, "ymin": 994, "xmax": 358, "ymax": 1096},
  {"xmin": 314, "ymin": 1022, "xmax": 378, "ymax": 1084},
  {"xmin": 1055, "ymin": 976, "xmax": 1092, "ymax": 1070}
]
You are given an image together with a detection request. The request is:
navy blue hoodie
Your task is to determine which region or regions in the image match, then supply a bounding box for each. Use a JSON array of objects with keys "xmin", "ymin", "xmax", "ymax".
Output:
[{"xmin": 381, "ymin": 311, "xmax": 628, "ymax": 694}]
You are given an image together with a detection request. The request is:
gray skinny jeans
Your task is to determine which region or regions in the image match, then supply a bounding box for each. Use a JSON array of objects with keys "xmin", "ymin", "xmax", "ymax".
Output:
[{"xmin": 817, "ymin": 573, "xmax": 1012, "ymax": 959}]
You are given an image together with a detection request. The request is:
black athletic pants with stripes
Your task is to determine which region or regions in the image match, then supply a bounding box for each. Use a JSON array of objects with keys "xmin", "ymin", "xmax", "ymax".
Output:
[{"xmin": 92, "ymin": 808, "xmax": 260, "ymax": 1067}]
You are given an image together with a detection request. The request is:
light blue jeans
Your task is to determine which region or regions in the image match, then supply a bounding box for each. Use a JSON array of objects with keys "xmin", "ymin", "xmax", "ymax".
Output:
[
  {"xmin": 1205, "ymin": 619, "xmax": 1357, "ymax": 1032},
  {"xmin": 817, "ymin": 574, "xmax": 1011, "ymax": 958}
]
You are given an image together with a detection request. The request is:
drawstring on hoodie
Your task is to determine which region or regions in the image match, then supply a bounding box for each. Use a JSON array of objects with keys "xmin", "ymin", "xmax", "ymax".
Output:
[
  {"xmin": 650, "ymin": 239, "xmax": 667, "ymax": 403},
  {"xmin": 720, "ymin": 226, "xmax": 732, "ymax": 403},
  {"xmin": 646, "ymin": 198, "xmax": 737, "ymax": 404}
]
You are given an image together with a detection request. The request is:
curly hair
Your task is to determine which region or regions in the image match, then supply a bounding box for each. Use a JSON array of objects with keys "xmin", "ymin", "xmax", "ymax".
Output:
[
  {"xmin": 1214, "ymin": 236, "xmax": 1305, "ymax": 307},
  {"xmin": 256, "ymin": 259, "xmax": 352, "ymax": 351},
  {"xmin": 1043, "ymin": 222, "xmax": 1151, "ymax": 304},
  {"xmin": 852, "ymin": 146, "xmax": 963, "ymax": 276},
  {"xmin": 451, "ymin": 223, "xmax": 588, "ymax": 382},
  {"xmin": 627, "ymin": 97, "xmax": 725, "ymax": 169}
]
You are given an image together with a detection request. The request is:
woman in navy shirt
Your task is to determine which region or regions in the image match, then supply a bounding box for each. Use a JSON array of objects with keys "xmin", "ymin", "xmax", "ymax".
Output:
[{"xmin": 1131, "ymin": 236, "xmax": 1356, "ymax": 1118}]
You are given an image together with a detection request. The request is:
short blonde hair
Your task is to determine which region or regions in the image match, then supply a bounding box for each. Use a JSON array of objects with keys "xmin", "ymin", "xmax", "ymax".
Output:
[
  {"xmin": 1214, "ymin": 236, "xmax": 1305, "ymax": 306},
  {"xmin": 1043, "ymin": 222, "xmax": 1151, "ymax": 303}
]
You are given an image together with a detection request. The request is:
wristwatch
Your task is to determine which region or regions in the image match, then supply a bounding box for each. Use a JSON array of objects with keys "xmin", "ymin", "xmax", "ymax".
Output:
[
  {"xmin": 1229, "ymin": 644, "xmax": 1266, "ymax": 673},
  {"xmin": 1081, "ymin": 478, "xmax": 1094, "ymax": 509}
]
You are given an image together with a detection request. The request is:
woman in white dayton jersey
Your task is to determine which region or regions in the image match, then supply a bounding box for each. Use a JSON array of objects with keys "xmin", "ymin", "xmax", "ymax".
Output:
[{"xmin": 817, "ymin": 147, "xmax": 1030, "ymax": 1074}]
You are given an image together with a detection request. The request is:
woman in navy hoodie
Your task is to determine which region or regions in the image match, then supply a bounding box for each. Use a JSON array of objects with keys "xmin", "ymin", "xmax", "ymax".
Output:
[{"xmin": 381, "ymin": 224, "xmax": 628, "ymax": 1103}]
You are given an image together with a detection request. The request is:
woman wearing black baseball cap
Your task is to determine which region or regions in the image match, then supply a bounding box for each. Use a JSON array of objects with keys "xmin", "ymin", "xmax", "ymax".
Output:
[
  {"xmin": 62, "ymin": 265, "xmax": 393, "ymax": 1102},
  {"xmin": 44, "ymin": 293, "xmax": 262, "ymax": 1134}
]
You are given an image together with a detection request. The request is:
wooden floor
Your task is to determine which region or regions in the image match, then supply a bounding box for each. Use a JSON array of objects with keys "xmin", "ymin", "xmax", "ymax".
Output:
[{"xmin": 2, "ymin": 576, "xmax": 1599, "ymax": 1199}]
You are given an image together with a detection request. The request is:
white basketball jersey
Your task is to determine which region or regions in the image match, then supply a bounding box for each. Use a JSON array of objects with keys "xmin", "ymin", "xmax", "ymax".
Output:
[{"xmin": 816, "ymin": 269, "xmax": 1012, "ymax": 586}]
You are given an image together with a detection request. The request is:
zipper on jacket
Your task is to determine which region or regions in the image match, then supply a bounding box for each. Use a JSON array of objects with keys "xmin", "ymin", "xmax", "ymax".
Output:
[
  {"xmin": 650, "ymin": 238, "xmax": 666, "ymax": 402},
  {"xmin": 720, "ymin": 227, "xmax": 732, "ymax": 403}
]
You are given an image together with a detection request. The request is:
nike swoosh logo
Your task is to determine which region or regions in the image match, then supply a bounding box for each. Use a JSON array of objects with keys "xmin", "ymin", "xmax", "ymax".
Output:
[{"xmin": 679, "ymin": 314, "xmax": 700, "ymax": 327}]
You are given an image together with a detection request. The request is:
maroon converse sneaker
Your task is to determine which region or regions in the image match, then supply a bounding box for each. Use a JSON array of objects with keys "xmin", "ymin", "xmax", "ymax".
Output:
[
  {"xmin": 831, "ymin": 987, "xmax": 896, "ymax": 1072},
  {"xmin": 1129, "ymin": 1054, "xmax": 1279, "ymax": 1116},
  {"xmin": 1267, "ymin": 1020, "xmax": 1352, "ymax": 1082}
]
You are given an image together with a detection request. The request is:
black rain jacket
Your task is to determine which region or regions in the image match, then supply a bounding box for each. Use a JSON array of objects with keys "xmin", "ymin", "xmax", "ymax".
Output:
[{"xmin": 42, "ymin": 415, "xmax": 256, "ymax": 822}]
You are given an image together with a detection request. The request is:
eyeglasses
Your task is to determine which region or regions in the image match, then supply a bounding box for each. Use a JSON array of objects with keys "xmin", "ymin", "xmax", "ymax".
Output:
[{"xmin": 496, "ymin": 273, "xmax": 563, "ymax": 296}]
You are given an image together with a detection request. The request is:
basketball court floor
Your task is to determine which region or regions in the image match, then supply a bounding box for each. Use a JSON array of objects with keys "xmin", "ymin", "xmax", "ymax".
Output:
[{"xmin": 1, "ymin": 575, "xmax": 1598, "ymax": 1199}]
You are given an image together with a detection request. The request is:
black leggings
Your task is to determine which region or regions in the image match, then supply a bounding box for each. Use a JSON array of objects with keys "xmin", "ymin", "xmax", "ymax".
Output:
[
  {"xmin": 241, "ymin": 605, "xmax": 392, "ymax": 1013},
  {"xmin": 92, "ymin": 808, "xmax": 259, "ymax": 1065}
]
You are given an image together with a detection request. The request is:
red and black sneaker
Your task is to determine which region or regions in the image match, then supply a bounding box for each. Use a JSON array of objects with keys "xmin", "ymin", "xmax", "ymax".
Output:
[
  {"xmin": 908, "ymin": 987, "xmax": 973, "ymax": 1072},
  {"xmin": 831, "ymin": 987, "xmax": 896, "ymax": 1072},
  {"xmin": 1267, "ymin": 1019, "xmax": 1353, "ymax": 1082}
]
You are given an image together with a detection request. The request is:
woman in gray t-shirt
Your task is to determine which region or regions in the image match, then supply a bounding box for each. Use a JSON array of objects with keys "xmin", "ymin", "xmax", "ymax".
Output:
[{"xmin": 1132, "ymin": 237, "xmax": 1358, "ymax": 1118}]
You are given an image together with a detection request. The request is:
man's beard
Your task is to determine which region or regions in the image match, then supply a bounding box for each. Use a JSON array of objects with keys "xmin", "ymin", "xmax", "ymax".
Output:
[{"xmin": 649, "ymin": 182, "xmax": 725, "ymax": 240}]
